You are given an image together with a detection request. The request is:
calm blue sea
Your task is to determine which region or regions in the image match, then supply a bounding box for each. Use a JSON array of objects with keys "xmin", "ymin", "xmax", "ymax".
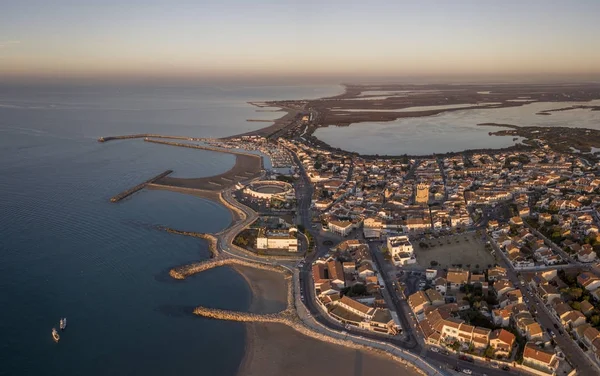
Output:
[{"xmin": 0, "ymin": 84, "xmax": 341, "ymax": 376}]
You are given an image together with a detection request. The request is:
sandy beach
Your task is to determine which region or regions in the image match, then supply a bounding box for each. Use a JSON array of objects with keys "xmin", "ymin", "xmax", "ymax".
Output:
[
  {"xmin": 232, "ymin": 266, "xmax": 419, "ymax": 376},
  {"xmin": 238, "ymin": 323, "xmax": 420, "ymax": 376},
  {"xmin": 232, "ymin": 265, "xmax": 288, "ymax": 315}
]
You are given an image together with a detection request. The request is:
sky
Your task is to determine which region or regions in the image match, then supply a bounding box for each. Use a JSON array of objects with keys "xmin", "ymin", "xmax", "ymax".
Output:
[{"xmin": 1, "ymin": 0, "xmax": 600, "ymax": 83}]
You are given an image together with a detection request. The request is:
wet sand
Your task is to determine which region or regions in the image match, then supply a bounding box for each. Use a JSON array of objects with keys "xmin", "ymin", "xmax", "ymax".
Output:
[{"xmin": 233, "ymin": 266, "xmax": 419, "ymax": 376}]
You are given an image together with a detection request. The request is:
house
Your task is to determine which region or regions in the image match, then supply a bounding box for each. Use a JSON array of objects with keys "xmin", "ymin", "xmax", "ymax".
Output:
[
  {"xmin": 457, "ymin": 300, "xmax": 471, "ymax": 312},
  {"xmin": 538, "ymin": 283, "xmax": 561, "ymax": 304},
  {"xmin": 509, "ymin": 216, "xmax": 523, "ymax": 226},
  {"xmin": 522, "ymin": 343, "xmax": 559, "ymax": 375},
  {"xmin": 342, "ymin": 261, "xmax": 355, "ymax": 273},
  {"xmin": 493, "ymin": 279, "xmax": 515, "ymax": 298},
  {"xmin": 425, "ymin": 289, "xmax": 445, "ymax": 306},
  {"xmin": 582, "ymin": 326, "xmax": 600, "ymax": 348},
  {"xmin": 434, "ymin": 277, "xmax": 447, "ymax": 295},
  {"xmin": 425, "ymin": 269, "xmax": 438, "ymax": 281},
  {"xmin": 562, "ymin": 310, "xmax": 586, "ymax": 329},
  {"xmin": 580, "ymin": 300, "xmax": 595, "ymax": 316},
  {"xmin": 577, "ymin": 245, "xmax": 598, "ymax": 263},
  {"xmin": 526, "ymin": 322, "xmax": 544, "ymax": 341},
  {"xmin": 577, "ymin": 272, "xmax": 600, "ymax": 291},
  {"xmin": 492, "ymin": 308, "xmax": 512, "ymax": 327},
  {"xmin": 470, "ymin": 273, "xmax": 485, "ymax": 286},
  {"xmin": 471, "ymin": 327, "xmax": 491, "ymax": 350},
  {"xmin": 446, "ymin": 269, "xmax": 470, "ymax": 291},
  {"xmin": 312, "ymin": 263, "xmax": 328, "ymax": 290},
  {"xmin": 489, "ymin": 329, "xmax": 516, "ymax": 358},
  {"xmin": 408, "ymin": 291, "xmax": 431, "ymax": 316},
  {"xmin": 357, "ymin": 264, "xmax": 375, "ymax": 280},
  {"xmin": 440, "ymin": 319, "xmax": 472, "ymax": 346},
  {"xmin": 368, "ymin": 308, "xmax": 399, "ymax": 335},
  {"xmin": 330, "ymin": 296, "xmax": 374, "ymax": 323},
  {"xmin": 327, "ymin": 259, "xmax": 346, "ymax": 288},
  {"xmin": 487, "ymin": 266, "xmax": 507, "ymax": 281}
]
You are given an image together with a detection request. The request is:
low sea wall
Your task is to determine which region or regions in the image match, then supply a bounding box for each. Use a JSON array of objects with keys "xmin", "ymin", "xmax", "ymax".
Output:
[
  {"xmin": 155, "ymin": 226, "xmax": 218, "ymax": 258},
  {"xmin": 110, "ymin": 170, "xmax": 173, "ymax": 202},
  {"xmin": 169, "ymin": 257, "xmax": 291, "ymax": 280},
  {"xmin": 193, "ymin": 307, "xmax": 287, "ymax": 323},
  {"xmin": 98, "ymin": 134, "xmax": 209, "ymax": 142}
]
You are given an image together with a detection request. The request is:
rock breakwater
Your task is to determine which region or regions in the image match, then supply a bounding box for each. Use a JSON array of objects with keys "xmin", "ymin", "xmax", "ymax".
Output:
[
  {"xmin": 155, "ymin": 226, "xmax": 218, "ymax": 258},
  {"xmin": 169, "ymin": 258, "xmax": 291, "ymax": 280},
  {"xmin": 110, "ymin": 170, "xmax": 173, "ymax": 202}
]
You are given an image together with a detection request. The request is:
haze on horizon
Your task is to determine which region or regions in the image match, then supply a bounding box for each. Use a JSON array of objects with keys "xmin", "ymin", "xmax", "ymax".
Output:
[{"xmin": 2, "ymin": 0, "xmax": 600, "ymax": 84}]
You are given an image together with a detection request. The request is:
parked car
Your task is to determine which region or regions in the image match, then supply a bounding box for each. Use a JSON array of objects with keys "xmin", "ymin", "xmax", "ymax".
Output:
[{"xmin": 501, "ymin": 365, "xmax": 510, "ymax": 371}]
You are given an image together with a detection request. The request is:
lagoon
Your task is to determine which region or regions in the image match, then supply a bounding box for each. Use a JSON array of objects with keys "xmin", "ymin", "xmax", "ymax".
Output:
[{"xmin": 315, "ymin": 100, "xmax": 600, "ymax": 155}]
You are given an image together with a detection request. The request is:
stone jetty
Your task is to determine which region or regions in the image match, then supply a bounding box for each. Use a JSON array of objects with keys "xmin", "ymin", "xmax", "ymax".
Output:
[
  {"xmin": 169, "ymin": 258, "xmax": 291, "ymax": 280},
  {"xmin": 155, "ymin": 226, "xmax": 218, "ymax": 258},
  {"xmin": 110, "ymin": 170, "xmax": 173, "ymax": 202},
  {"xmin": 98, "ymin": 134, "xmax": 209, "ymax": 143}
]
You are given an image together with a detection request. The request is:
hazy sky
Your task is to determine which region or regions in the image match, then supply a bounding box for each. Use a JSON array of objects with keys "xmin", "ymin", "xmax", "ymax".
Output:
[{"xmin": 2, "ymin": 0, "xmax": 600, "ymax": 82}]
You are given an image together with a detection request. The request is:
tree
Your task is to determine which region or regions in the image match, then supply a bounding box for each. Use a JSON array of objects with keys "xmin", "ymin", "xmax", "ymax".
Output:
[
  {"xmin": 591, "ymin": 315, "xmax": 600, "ymax": 327},
  {"xmin": 569, "ymin": 287, "xmax": 583, "ymax": 300},
  {"xmin": 484, "ymin": 346, "xmax": 495, "ymax": 359},
  {"xmin": 571, "ymin": 301, "xmax": 582, "ymax": 311}
]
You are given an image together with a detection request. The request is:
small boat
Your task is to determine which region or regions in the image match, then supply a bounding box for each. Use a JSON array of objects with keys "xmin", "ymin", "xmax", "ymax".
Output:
[
  {"xmin": 59, "ymin": 318, "xmax": 67, "ymax": 331},
  {"xmin": 52, "ymin": 328, "xmax": 60, "ymax": 342}
]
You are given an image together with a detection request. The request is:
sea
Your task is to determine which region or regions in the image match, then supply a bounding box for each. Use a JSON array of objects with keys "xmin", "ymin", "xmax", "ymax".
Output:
[{"xmin": 0, "ymin": 83, "xmax": 342, "ymax": 376}]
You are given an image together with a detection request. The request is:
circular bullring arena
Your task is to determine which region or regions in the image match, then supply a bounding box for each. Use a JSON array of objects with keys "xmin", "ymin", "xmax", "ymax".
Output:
[{"xmin": 244, "ymin": 180, "xmax": 293, "ymax": 199}]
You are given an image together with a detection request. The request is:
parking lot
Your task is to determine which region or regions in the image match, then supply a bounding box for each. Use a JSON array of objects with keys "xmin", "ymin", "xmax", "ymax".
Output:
[{"xmin": 413, "ymin": 231, "xmax": 495, "ymax": 272}]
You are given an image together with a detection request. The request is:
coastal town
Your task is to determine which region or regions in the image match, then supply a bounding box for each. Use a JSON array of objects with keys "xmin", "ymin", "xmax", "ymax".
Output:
[
  {"xmin": 212, "ymin": 113, "xmax": 600, "ymax": 376},
  {"xmin": 96, "ymin": 84, "xmax": 600, "ymax": 376}
]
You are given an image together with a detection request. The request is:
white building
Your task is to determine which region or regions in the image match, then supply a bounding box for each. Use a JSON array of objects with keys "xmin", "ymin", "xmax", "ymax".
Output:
[
  {"xmin": 387, "ymin": 235, "xmax": 415, "ymax": 266},
  {"xmin": 256, "ymin": 228, "xmax": 298, "ymax": 252},
  {"xmin": 328, "ymin": 219, "xmax": 353, "ymax": 237}
]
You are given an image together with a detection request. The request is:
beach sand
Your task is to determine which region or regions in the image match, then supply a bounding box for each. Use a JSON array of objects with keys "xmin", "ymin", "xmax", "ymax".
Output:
[
  {"xmin": 233, "ymin": 266, "xmax": 419, "ymax": 376},
  {"xmin": 238, "ymin": 323, "xmax": 420, "ymax": 376},
  {"xmin": 232, "ymin": 265, "xmax": 288, "ymax": 314}
]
